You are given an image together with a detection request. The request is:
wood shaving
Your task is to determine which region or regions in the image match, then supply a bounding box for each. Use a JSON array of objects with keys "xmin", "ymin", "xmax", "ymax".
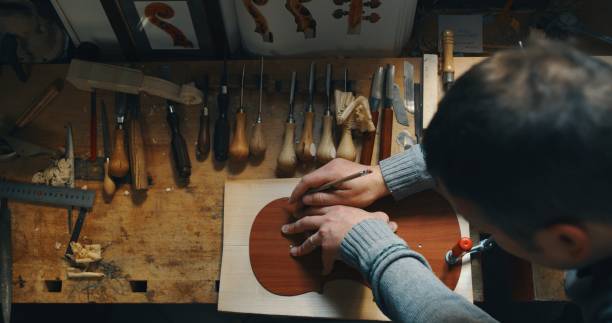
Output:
[
  {"xmin": 70, "ymin": 242, "xmax": 102, "ymax": 264},
  {"xmin": 31, "ymin": 157, "xmax": 73, "ymax": 186},
  {"xmin": 334, "ymin": 90, "xmax": 375, "ymax": 132}
]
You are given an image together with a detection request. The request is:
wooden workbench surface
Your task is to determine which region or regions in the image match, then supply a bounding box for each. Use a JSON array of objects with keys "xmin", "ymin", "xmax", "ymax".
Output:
[{"xmin": 0, "ymin": 58, "xmax": 417, "ymax": 303}]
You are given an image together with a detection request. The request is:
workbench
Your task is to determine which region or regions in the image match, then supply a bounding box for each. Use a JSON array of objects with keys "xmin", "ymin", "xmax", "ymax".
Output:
[{"xmin": 0, "ymin": 57, "xmax": 570, "ymax": 305}]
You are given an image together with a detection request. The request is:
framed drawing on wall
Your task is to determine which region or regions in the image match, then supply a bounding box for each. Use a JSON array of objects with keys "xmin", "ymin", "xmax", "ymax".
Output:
[{"xmin": 102, "ymin": 0, "xmax": 228, "ymax": 60}]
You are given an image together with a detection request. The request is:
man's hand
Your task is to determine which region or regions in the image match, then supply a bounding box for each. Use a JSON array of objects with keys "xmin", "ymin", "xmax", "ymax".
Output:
[
  {"xmin": 289, "ymin": 159, "xmax": 390, "ymax": 208},
  {"xmin": 282, "ymin": 205, "xmax": 397, "ymax": 275}
]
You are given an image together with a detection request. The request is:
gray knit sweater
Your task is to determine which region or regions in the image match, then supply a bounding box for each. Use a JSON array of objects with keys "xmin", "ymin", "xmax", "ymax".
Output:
[{"xmin": 340, "ymin": 145, "xmax": 612, "ymax": 322}]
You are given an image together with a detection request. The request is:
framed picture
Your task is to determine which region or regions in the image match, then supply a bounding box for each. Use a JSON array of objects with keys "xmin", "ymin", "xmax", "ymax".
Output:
[{"xmin": 102, "ymin": 0, "xmax": 228, "ymax": 60}]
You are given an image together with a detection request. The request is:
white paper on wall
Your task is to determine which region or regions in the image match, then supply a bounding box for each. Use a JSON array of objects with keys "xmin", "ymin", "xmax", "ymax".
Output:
[{"xmin": 134, "ymin": 1, "xmax": 200, "ymax": 50}]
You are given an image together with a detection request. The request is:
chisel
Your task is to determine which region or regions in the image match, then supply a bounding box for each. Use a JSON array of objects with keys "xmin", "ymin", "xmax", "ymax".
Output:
[
  {"xmin": 101, "ymin": 100, "xmax": 116, "ymax": 197},
  {"xmin": 379, "ymin": 64, "xmax": 395, "ymax": 160},
  {"xmin": 250, "ymin": 57, "xmax": 267, "ymax": 158},
  {"xmin": 359, "ymin": 66, "xmax": 383, "ymax": 165},
  {"xmin": 214, "ymin": 61, "xmax": 231, "ymax": 162},
  {"xmin": 297, "ymin": 61, "xmax": 316, "ymax": 163},
  {"xmin": 229, "ymin": 64, "xmax": 249, "ymax": 162},
  {"xmin": 109, "ymin": 93, "xmax": 129, "ymax": 178},
  {"xmin": 160, "ymin": 66, "xmax": 191, "ymax": 182},
  {"xmin": 316, "ymin": 64, "xmax": 336, "ymax": 165},
  {"xmin": 127, "ymin": 94, "xmax": 148, "ymax": 190},
  {"xmin": 277, "ymin": 71, "xmax": 298, "ymax": 175}
]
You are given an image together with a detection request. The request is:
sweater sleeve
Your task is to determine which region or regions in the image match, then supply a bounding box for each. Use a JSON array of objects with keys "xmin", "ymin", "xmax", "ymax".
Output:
[
  {"xmin": 379, "ymin": 144, "xmax": 435, "ymax": 200},
  {"xmin": 341, "ymin": 219, "xmax": 497, "ymax": 323}
]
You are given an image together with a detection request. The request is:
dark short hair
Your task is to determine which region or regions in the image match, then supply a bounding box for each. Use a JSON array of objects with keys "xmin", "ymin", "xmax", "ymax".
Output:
[{"xmin": 423, "ymin": 39, "xmax": 612, "ymax": 237}]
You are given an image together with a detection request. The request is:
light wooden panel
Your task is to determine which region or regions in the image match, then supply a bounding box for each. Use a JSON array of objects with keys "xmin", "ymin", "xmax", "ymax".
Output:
[{"xmin": 219, "ymin": 178, "xmax": 472, "ymax": 320}]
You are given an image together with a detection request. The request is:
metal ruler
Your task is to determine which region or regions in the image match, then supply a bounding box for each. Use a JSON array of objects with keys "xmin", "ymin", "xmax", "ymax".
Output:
[{"xmin": 0, "ymin": 181, "xmax": 95, "ymax": 208}]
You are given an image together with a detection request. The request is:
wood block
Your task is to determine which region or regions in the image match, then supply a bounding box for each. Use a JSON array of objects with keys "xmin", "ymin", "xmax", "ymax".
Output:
[{"xmin": 219, "ymin": 179, "xmax": 473, "ymax": 320}]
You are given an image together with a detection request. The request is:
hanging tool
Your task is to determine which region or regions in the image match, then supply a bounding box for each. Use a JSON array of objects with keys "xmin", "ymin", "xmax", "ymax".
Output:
[
  {"xmin": 250, "ymin": 57, "xmax": 267, "ymax": 158},
  {"xmin": 214, "ymin": 61, "xmax": 231, "ymax": 162},
  {"xmin": 229, "ymin": 64, "xmax": 250, "ymax": 162},
  {"xmin": 160, "ymin": 66, "xmax": 191, "ymax": 182},
  {"xmin": 359, "ymin": 66, "xmax": 383, "ymax": 165},
  {"xmin": 127, "ymin": 94, "xmax": 148, "ymax": 190},
  {"xmin": 379, "ymin": 64, "xmax": 395, "ymax": 160},
  {"xmin": 66, "ymin": 124, "xmax": 75, "ymax": 234},
  {"xmin": 196, "ymin": 75, "xmax": 210, "ymax": 161},
  {"xmin": 316, "ymin": 64, "xmax": 336, "ymax": 165},
  {"xmin": 277, "ymin": 71, "xmax": 298, "ymax": 175},
  {"xmin": 445, "ymin": 237, "xmax": 496, "ymax": 266},
  {"xmin": 0, "ymin": 180, "xmax": 96, "ymax": 323},
  {"xmin": 101, "ymin": 100, "xmax": 116, "ymax": 198},
  {"xmin": 403, "ymin": 61, "xmax": 415, "ymax": 114},
  {"xmin": 297, "ymin": 62, "xmax": 316, "ymax": 163},
  {"xmin": 89, "ymin": 90, "xmax": 97, "ymax": 161},
  {"xmin": 391, "ymin": 84, "xmax": 409, "ymax": 126},
  {"xmin": 442, "ymin": 29, "xmax": 455, "ymax": 92},
  {"xmin": 1, "ymin": 198, "xmax": 11, "ymax": 323},
  {"xmin": 415, "ymin": 60, "xmax": 424, "ymax": 144},
  {"xmin": 109, "ymin": 93, "xmax": 129, "ymax": 178},
  {"xmin": 337, "ymin": 68, "xmax": 356, "ymax": 161}
]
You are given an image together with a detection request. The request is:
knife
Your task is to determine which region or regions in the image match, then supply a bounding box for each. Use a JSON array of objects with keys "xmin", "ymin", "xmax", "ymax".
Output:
[{"xmin": 379, "ymin": 64, "xmax": 395, "ymax": 160}]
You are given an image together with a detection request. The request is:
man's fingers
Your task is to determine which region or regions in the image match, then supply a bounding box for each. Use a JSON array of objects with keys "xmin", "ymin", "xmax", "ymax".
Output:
[
  {"xmin": 293, "ymin": 206, "xmax": 334, "ymax": 219},
  {"xmin": 302, "ymin": 191, "xmax": 346, "ymax": 206},
  {"xmin": 289, "ymin": 172, "xmax": 333, "ymax": 203},
  {"xmin": 291, "ymin": 232, "xmax": 322, "ymax": 256},
  {"xmin": 372, "ymin": 211, "xmax": 390, "ymax": 222},
  {"xmin": 282, "ymin": 216, "xmax": 325, "ymax": 234}
]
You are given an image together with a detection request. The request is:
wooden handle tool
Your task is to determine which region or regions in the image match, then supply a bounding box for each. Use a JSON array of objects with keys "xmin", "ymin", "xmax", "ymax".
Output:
[
  {"xmin": 196, "ymin": 76, "xmax": 210, "ymax": 161},
  {"xmin": 100, "ymin": 101, "xmax": 115, "ymax": 198},
  {"xmin": 379, "ymin": 64, "xmax": 395, "ymax": 161},
  {"xmin": 297, "ymin": 62, "xmax": 316, "ymax": 163},
  {"xmin": 337, "ymin": 68, "xmax": 356, "ymax": 161},
  {"xmin": 229, "ymin": 64, "xmax": 249, "ymax": 162},
  {"xmin": 316, "ymin": 64, "xmax": 336, "ymax": 165},
  {"xmin": 250, "ymin": 57, "xmax": 267, "ymax": 158},
  {"xmin": 277, "ymin": 72, "xmax": 298, "ymax": 175},
  {"xmin": 109, "ymin": 93, "xmax": 130, "ymax": 178},
  {"xmin": 442, "ymin": 29, "xmax": 455, "ymax": 92},
  {"xmin": 127, "ymin": 95, "xmax": 148, "ymax": 190}
]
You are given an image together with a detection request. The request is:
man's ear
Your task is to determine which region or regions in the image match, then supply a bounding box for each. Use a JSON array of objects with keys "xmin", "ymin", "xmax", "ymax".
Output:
[{"xmin": 534, "ymin": 224, "xmax": 592, "ymax": 265}]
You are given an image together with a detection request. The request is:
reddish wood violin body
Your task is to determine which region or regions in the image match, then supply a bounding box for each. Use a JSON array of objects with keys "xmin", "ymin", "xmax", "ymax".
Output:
[{"xmin": 249, "ymin": 190, "xmax": 462, "ymax": 296}]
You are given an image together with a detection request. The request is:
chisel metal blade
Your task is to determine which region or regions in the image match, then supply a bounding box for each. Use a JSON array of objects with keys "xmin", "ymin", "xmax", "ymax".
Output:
[
  {"xmin": 0, "ymin": 199, "xmax": 12, "ymax": 323},
  {"xmin": 392, "ymin": 84, "xmax": 409, "ymax": 126}
]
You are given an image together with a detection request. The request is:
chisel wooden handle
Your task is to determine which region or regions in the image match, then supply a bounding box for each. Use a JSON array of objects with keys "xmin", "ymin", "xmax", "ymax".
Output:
[
  {"xmin": 229, "ymin": 110, "xmax": 249, "ymax": 162},
  {"xmin": 337, "ymin": 125, "xmax": 356, "ymax": 161},
  {"xmin": 442, "ymin": 30, "xmax": 455, "ymax": 75},
  {"xmin": 277, "ymin": 122, "xmax": 297, "ymax": 175},
  {"xmin": 103, "ymin": 159, "xmax": 116, "ymax": 197},
  {"xmin": 296, "ymin": 111, "xmax": 315, "ymax": 162},
  {"xmin": 379, "ymin": 108, "xmax": 393, "ymax": 160},
  {"xmin": 359, "ymin": 110, "xmax": 379, "ymax": 165},
  {"xmin": 250, "ymin": 121, "xmax": 266, "ymax": 158},
  {"xmin": 316, "ymin": 114, "xmax": 336, "ymax": 165},
  {"xmin": 109, "ymin": 126, "xmax": 129, "ymax": 177},
  {"xmin": 13, "ymin": 79, "xmax": 62, "ymax": 133},
  {"xmin": 196, "ymin": 109, "xmax": 210, "ymax": 161},
  {"xmin": 128, "ymin": 116, "xmax": 148, "ymax": 190},
  {"xmin": 167, "ymin": 112, "xmax": 191, "ymax": 180}
]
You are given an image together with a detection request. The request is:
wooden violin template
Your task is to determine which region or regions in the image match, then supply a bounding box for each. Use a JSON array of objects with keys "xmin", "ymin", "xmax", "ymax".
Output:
[{"xmin": 249, "ymin": 190, "xmax": 462, "ymax": 296}]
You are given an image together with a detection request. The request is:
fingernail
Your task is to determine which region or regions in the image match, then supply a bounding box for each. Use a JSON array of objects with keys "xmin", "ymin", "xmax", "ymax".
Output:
[
  {"xmin": 290, "ymin": 247, "xmax": 298, "ymax": 256},
  {"xmin": 281, "ymin": 225, "xmax": 289, "ymax": 233}
]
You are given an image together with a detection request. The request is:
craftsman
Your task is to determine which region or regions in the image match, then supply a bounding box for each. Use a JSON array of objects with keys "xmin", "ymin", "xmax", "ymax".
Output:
[{"xmin": 284, "ymin": 39, "xmax": 612, "ymax": 322}]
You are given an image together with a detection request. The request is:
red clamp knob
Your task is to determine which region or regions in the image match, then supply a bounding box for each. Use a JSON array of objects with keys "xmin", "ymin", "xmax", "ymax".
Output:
[{"xmin": 451, "ymin": 237, "xmax": 473, "ymax": 258}]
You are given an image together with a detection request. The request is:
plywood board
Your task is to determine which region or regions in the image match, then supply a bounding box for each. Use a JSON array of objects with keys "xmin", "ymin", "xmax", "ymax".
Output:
[{"xmin": 219, "ymin": 178, "xmax": 472, "ymax": 320}]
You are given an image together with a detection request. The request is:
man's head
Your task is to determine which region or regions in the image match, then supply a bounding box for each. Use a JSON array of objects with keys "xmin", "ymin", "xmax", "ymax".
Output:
[{"xmin": 423, "ymin": 39, "xmax": 612, "ymax": 269}]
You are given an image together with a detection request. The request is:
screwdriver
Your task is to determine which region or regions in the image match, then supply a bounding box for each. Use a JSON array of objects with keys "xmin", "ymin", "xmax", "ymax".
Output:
[
  {"xmin": 161, "ymin": 65, "xmax": 191, "ymax": 182},
  {"xmin": 316, "ymin": 63, "xmax": 336, "ymax": 165},
  {"xmin": 196, "ymin": 75, "xmax": 210, "ymax": 161},
  {"xmin": 229, "ymin": 64, "xmax": 249, "ymax": 162},
  {"xmin": 214, "ymin": 61, "xmax": 230, "ymax": 162},
  {"xmin": 297, "ymin": 62, "xmax": 316, "ymax": 163},
  {"xmin": 337, "ymin": 67, "xmax": 356, "ymax": 161},
  {"xmin": 249, "ymin": 57, "xmax": 267, "ymax": 158},
  {"xmin": 277, "ymin": 71, "xmax": 298, "ymax": 175}
]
